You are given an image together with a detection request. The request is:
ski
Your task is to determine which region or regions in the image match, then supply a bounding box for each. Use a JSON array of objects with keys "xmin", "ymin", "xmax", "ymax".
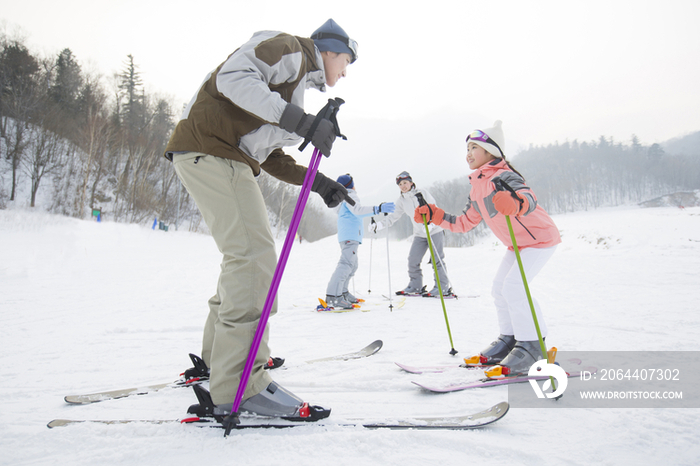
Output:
[
  {"xmin": 422, "ymin": 289, "xmax": 459, "ymax": 299},
  {"xmin": 395, "ymin": 286, "xmax": 427, "ymax": 297},
  {"xmin": 395, "ymin": 291, "xmax": 425, "ymax": 297},
  {"xmin": 317, "ymin": 306, "xmax": 371, "ymax": 313},
  {"xmin": 373, "ymin": 295, "xmax": 406, "ymax": 309},
  {"xmin": 305, "ymin": 339, "xmax": 382, "ymax": 363},
  {"xmin": 315, "ymin": 297, "xmax": 369, "ymax": 313},
  {"xmin": 63, "ymin": 378, "xmax": 205, "ymax": 405},
  {"xmin": 64, "ymin": 340, "xmax": 383, "ymax": 404},
  {"xmin": 48, "ymin": 400, "xmax": 509, "ymax": 431},
  {"xmin": 412, "ymin": 367, "xmax": 596, "ymax": 393},
  {"xmin": 397, "ymin": 357, "xmax": 583, "ymax": 375},
  {"xmin": 395, "ymin": 362, "xmax": 489, "ymax": 374},
  {"xmin": 423, "ymin": 294, "xmax": 480, "ymax": 299}
]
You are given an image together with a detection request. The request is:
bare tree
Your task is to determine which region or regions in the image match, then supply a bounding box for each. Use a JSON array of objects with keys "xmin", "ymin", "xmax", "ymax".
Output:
[
  {"xmin": 22, "ymin": 116, "xmax": 63, "ymax": 207},
  {"xmin": 0, "ymin": 38, "xmax": 41, "ymax": 201}
]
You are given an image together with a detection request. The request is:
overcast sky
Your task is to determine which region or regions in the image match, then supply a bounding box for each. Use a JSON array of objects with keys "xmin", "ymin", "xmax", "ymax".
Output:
[{"xmin": 2, "ymin": 0, "xmax": 699, "ymax": 202}]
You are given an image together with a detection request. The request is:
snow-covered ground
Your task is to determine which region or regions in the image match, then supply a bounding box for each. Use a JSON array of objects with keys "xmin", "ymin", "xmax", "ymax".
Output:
[{"xmin": 1, "ymin": 205, "xmax": 699, "ymax": 465}]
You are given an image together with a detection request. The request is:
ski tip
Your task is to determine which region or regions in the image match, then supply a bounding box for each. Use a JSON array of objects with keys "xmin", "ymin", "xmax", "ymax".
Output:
[
  {"xmin": 64, "ymin": 396, "xmax": 92, "ymax": 405},
  {"xmin": 487, "ymin": 401, "xmax": 510, "ymax": 421},
  {"xmin": 395, "ymin": 362, "xmax": 423, "ymax": 374}
]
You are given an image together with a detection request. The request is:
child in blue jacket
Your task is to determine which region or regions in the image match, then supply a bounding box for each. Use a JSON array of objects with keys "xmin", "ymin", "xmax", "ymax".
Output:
[{"xmin": 326, "ymin": 174, "xmax": 395, "ymax": 309}]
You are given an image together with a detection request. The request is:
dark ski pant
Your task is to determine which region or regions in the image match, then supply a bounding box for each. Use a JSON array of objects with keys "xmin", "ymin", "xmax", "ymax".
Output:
[{"xmin": 407, "ymin": 231, "xmax": 449, "ymax": 291}]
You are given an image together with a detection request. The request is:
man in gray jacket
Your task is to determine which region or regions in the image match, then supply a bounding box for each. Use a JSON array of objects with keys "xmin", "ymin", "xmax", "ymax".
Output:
[{"xmin": 165, "ymin": 19, "xmax": 357, "ymax": 420}]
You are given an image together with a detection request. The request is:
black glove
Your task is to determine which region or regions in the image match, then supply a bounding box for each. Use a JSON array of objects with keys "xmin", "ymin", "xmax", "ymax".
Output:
[
  {"xmin": 280, "ymin": 103, "xmax": 336, "ymax": 157},
  {"xmin": 312, "ymin": 172, "xmax": 356, "ymax": 208}
]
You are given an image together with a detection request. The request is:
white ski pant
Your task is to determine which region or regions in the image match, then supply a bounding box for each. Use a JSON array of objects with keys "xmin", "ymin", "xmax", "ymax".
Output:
[
  {"xmin": 491, "ymin": 245, "xmax": 557, "ymax": 341},
  {"xmin": 407, "ymin": 231, "xmax": 449, "ymax": 291},
  {"xmin": 173, "ymin": 152, "xmax": 274, "ymax": 405},
  {"xmin": 326, "ymin": 240, "xmax": 360, "ymax": 297}
]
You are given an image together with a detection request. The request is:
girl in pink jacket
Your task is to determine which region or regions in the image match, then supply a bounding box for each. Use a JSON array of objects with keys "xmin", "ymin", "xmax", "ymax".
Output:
[{"xmin": 415, "ymin": 121, "xmax": 561, "ymax": 376}]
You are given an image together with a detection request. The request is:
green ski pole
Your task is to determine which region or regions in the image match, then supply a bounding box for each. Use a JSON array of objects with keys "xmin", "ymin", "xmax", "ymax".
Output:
[{"xmin": 416, "ymin": 193, "xmax": 457, "ymax": 355}]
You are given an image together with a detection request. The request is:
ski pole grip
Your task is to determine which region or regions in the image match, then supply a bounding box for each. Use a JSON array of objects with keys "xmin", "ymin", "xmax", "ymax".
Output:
[
  {"xmin": 298, "ymin": 98, "xmax": 346, "ymax": 152},
  {"xmin": 493, "ymin": 178, "xmax": 518, "ymax": 199},
  {"xmin": 415, "ymin": 192, "xmax": 427, "ymax": 207}
]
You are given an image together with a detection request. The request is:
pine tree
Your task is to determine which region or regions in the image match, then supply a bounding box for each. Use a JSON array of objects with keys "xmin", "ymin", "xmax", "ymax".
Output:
[{"xmin": 49, "ymin": 48, "xmax": 83, "ymax": 123}]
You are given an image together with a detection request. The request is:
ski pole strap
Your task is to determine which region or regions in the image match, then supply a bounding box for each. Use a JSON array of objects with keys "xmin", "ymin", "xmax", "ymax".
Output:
[
  {"xmin": 493, "ymin": 178, "xmax": 521, "ymax": 204},
  {"xmin": 415, "ymin": 192, "xmax": 437, "ymax": 223},
  {"xmin": 298, "ymin": 98, "xmax": 347, "ymax": 153}
]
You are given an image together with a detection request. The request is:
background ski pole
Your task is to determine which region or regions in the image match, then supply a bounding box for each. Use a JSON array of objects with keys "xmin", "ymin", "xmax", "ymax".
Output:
[
  {"xmin": 493, "ymin": 179, "xmax": 556, "ymax": 393},
  {"xmin": 222, "ymin": 99, "xmax": 346, "ymax": 435},
  {"xmin": 368, "ymin": 237, "xmax": 373, "ymax": 296},
  {"xmin": 385, "ymin": 233, "xmax": 393, "ymax": 311},
  {"xmin": 415, "ymin": 192, "xmax": 457, "ymax": 355}
]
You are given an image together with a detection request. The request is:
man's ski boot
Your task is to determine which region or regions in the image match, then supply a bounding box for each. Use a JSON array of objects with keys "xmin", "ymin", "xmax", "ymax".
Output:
[
  {"xmin": 396, "ymin": 285, "xmax": 426, "ymax": 296},
  {"xmin": 463, "ymin": 334, "xmax": 516, "ymax": 366},
  {"xmin": 187, "ymin": 382, "xmax": 330, "ymax": 421},
  {"xmin": 343, "ymin": 291, "xmax": 360, "ymax": 304},
  {"xmin": 325, "ymin": 295, "xmax": 354, "ymax": 309},
  {"xmin": 485, "ymin": 340, "xmax": 544, "ymax": 377}
]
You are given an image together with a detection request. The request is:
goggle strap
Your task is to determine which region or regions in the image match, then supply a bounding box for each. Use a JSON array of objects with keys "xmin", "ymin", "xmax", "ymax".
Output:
[
  {"xmin": 467, "ymin": 132, "xmax": 504, "ymax": 158},
  {"xmin": 312, "ymin": 32, "xmax": 351, "ymax": 47},
  {"xmin": 312, "ymin": 32, "xmax": 358, "ymax": 56}
]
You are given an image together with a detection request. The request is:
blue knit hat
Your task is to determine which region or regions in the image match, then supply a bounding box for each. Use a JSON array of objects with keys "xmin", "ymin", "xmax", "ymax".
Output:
[
  {"xmin": 336, "ymin": 174, "xmax": 354, "ymax": 189},
  {"xmin": 311, "ymin": 19, "xmax": 358, "ymax": 63}
]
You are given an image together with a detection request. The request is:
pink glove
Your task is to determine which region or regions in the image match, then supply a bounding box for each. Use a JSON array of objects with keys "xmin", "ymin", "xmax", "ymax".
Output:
[
  {"xmin": 493, "ymin": 191, "xmax": 528, "ymax": 216},
  {"xmin": 414, "ymin": 204, "xmax": 444, "ymax": 225}
]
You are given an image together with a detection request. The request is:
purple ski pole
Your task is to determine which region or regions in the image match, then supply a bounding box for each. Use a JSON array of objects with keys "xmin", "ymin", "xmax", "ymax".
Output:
[
  {"xmin": 221, "ymin": 98, "xmax": 345, "ymax": 436},
  {"xmin": 221, "ymin": 147, "xmax": 322, "ymax": 435},
  {"xmin": 224, "ymin": 148, "xmax": 321, "ymax": 435}
]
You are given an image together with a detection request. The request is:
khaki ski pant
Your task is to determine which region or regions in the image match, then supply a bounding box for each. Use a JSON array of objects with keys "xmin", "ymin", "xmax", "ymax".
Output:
[{"xmin": 173, "ymin": 152, "xmax": 275, "ymax": 405}]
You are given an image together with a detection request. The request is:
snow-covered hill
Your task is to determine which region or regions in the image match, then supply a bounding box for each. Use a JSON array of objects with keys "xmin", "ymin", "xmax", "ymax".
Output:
[{"xmin": 1, "ymin": 205, "xmax": 698, "ymax": 465}]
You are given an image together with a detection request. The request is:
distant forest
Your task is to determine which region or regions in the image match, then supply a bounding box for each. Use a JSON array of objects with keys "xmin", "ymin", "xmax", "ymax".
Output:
[{"xmin": 2, "ymin": 34, "xmax": 699, "ymax": 245}]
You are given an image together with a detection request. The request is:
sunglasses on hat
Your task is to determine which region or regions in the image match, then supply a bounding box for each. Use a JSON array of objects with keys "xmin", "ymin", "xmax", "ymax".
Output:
[{"xmin": 466, "ymin": 130, "xmax": 503, "ymax": 157}]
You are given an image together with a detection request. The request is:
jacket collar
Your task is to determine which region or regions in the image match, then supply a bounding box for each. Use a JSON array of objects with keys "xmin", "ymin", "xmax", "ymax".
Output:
[
  {"xmin": 298, "ymin": 37, "xmax": 326, "ymax": 92},
  {"xmin": 470, "ymin": 158, "xmax": 507, "ymax": 180},
  {"xmin": 400, "ymin": 186, "xmax": 416, "ymax": 198}
]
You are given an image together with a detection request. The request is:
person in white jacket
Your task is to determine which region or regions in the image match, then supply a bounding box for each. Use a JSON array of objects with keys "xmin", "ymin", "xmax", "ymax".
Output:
[
  {"xmin": 368, "ymin": 171, "xmax": 452, "ymax": 297},
  {"xmin": 326, "ymin": 174, "xmax": 395, "ymax": 309}
]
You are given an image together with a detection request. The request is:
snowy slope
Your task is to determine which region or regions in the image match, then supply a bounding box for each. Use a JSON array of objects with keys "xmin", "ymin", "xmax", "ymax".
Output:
[{"xmin": 1, "ymin": 205, "xmax": 699, "ymax": 466}]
